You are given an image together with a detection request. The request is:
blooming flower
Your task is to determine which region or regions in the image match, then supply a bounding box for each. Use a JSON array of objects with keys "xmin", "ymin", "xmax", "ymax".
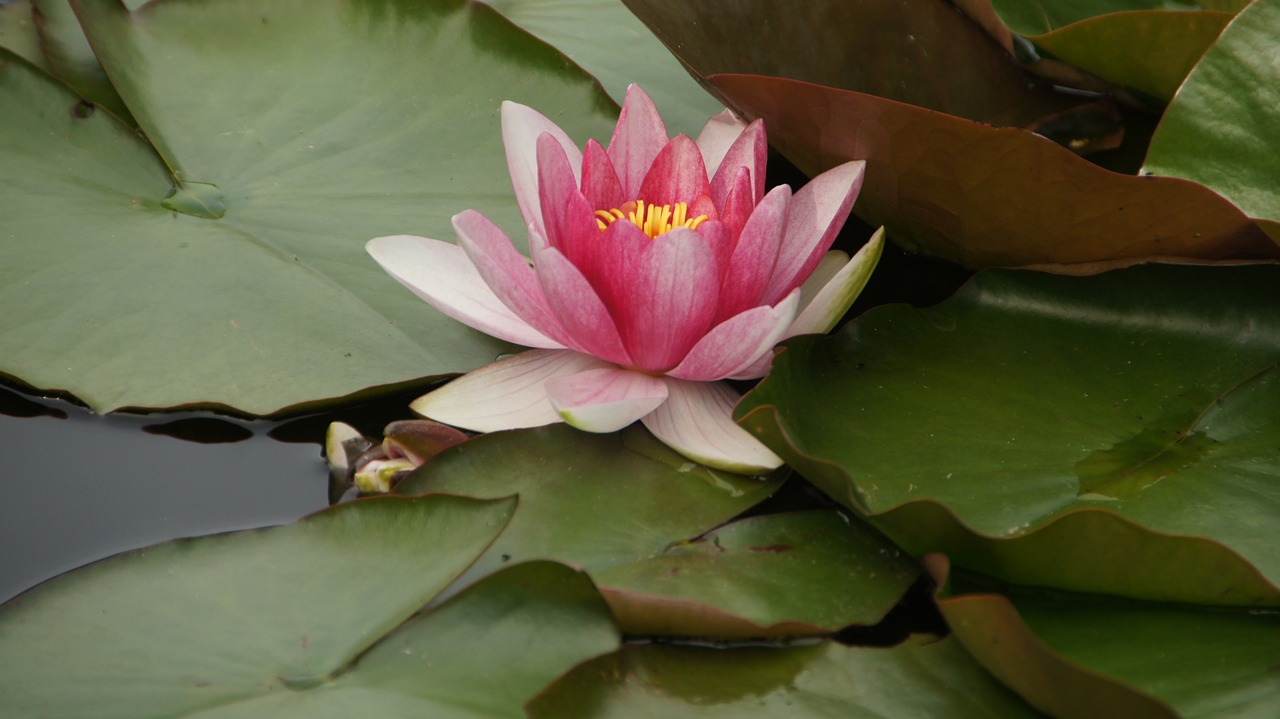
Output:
[{"xmin": 368, "ymin": 85, "xmax": 879, "ymax": 473}]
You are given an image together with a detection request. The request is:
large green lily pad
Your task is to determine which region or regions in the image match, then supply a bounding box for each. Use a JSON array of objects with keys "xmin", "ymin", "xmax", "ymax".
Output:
[
  {"xmin": 0, "ymin": 494, "xmax": 623, "ymax": 716},
  {"xmin": 526, "ymin": 636, "xmax": 1045, "ymax": 718},
  {"xmin": 0, "ymin": 0, "xmax": 619, "ymax": 414},
  {"xmin": 591, "ymin": 510, "xmax": 920, "ymax": 638},
  {"xmin": 738, "ymin": 264, "xmax": 1280, "ymax": 604},
  {"xmin": 700, "ymin": 73, "xmax": 1278, "ymax": 267},
  {"xmin": 985, "ymin": 0, "xmax": 1247, "ymax": 36},
  {"xmin": 1143, "ymin": 0, "xmax": 1280, "ymax": 240},
  {"xmin": 936, "ymin": 560, "xmax": 1280, "ymax": 719}
]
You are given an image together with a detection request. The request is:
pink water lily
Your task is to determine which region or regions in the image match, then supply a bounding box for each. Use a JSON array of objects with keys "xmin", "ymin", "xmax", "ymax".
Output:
[{"xmin": 368, "ymin": 85, "xmax": 880, "ymax": 473}]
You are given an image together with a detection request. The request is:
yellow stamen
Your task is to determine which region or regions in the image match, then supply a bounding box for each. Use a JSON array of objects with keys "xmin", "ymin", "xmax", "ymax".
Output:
[{"xmin": 594, "ymin": 200, "xmax": 708, "ymax": 238}]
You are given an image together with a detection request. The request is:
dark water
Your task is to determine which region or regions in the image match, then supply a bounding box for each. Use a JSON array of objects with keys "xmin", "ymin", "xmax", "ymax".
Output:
[{"xmin": 0, "ymin": 388, "xmax": 332, "ymax": 603}]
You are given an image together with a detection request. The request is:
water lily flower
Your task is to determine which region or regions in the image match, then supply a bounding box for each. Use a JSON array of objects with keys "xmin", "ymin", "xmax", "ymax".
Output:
[{"xmin": 368, "ymin": 85, "xmax": 879, "ymax": 473}]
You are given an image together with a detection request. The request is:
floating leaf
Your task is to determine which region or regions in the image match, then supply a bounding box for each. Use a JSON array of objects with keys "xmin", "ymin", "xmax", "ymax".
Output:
[
  {"xmin": 592, "ymin": 510, "xmax": 920, "ymax": 638},
  {"xmin": 0, "ymin": 0, "xmax": 43, "ymax": 69},
  {"xmin": 701, "ymin": 74, "xmax": 1279, "ymax": 267},
  {"xmin": 623, "ymin": 0, "xmax": 1076, "ymax": 129},
  {"xmin": 527, "ymin": 636, "xmax": 1045, "ymax": 718},
  {"xmin": 1143, "ymin": 0, "xmax": 1280, "ymax": 240},
  {"xmin": 934, "ymin": 558, "xmax": 1280, "ymax": 719},
  {"xmin": 0, "ymin": 494, "xmax": 616, "ymax": 716},
  {"xmin": 397, "ymin": 425, "xmax": 786, "ymax": 631},
  {"xmin": 483, "ymin": 0, "xmax": 723, "ymax": 137},
  {"xmin": 1028, "ymin": 10, "xmax": 1234, "ymax": 103},
  {"xmin": 985, "ymin": 0, "xmax": 1246, "ymax": 36},
  {"xmin": 0, "ymin": 0, "xmax": 619, "ymax": 413},
  {"xmin": 738, "ymin": 264, "xmax": 1280, "ymax": 604}
]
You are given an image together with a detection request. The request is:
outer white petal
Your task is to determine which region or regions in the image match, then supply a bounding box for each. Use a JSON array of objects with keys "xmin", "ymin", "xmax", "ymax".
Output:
[
  {"xmin": 502, "ymin": 100, "xmax": 583, "ymax": 237},
  {"xmin": 784, "ymin": 228, "xmax": 884, "ymax": 340},
  {"xmin": 367, "ymin": 235, "xmax": 561, "ymax": 349},
  {"xmin": 695, "ymin": 109, "xmax": 747, "ymax": 178},
  {"xmin": 410, "ymin": 349, "xmax": 610, "ymax": 433},
  {"xmin": 546, "ymin": 367, "xmax": 669, "ymax": 433},
  {"xmin": 641, "ymin": 379, "xmax": 783, "ymax": 474}
]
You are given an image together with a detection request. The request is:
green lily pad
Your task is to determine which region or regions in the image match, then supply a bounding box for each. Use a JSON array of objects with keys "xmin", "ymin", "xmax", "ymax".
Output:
[
  {"xmin": 700, "ymin": 73, "xmax": 1279, "ymax": 267},
  {"xmin": 0, "ymin": 1, "xmax": 43, "ymax": 69},
  {"xmin": 483, "ymin": 0, "xmax": 723, "ymax": 137},
  {"xmin": 526, "ymin": 636, "xmax": 1045, "ymax": 718},
  {"xmin": 1143, "ymin": 0, "xmax": 1280, "ymax": 239},
  {"xmin": 936, "ymin": 560, "xmax": 1280, "ymax": 719},
  {"xmin": 986, "ymin": 0, "xmax": 1245, "ymax": 36},
  {"xmin": 1028, "ymin": 10, "xmax": 1234, "ymax": 103},
  {"xmin": 591, "ymin": 510, "xmax": 920, "ymax": 639},
  {"xmin": 0, "ymin": 494, "xmax": 615, "ymax": 716},
  {"xmin": 397, "ymin": 425, "xmax": 787, "ymax": 632},
  {"xmin": 738, "ymin": 264, "xmax": 1280, "ymax": 604},
  {"xmin": 0, "ymin": 0, "xmax": 619, "ymax": 414}
]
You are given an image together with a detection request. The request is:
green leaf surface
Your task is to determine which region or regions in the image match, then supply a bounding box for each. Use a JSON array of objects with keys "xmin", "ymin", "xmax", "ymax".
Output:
[
  {"xmin": 1029, "ymin": 10, "xmax": 1233, "ymax": 103},
  {"xmin": 986, "ymin": 0, "xmax": 1246, "ymax": 35},
  {"xmin": 1143, "ymin": 0, "xmax": 1280, "ymax": 233},
  {"xmin": 526, "ymin": 637, "xmax": 1046, "ymax": 718},
  {"xmin": 0, "ymin": 1, "xmax": 44, "ymax": 69},
  {"xmin": 938, "ymin": 565, "xmax": 1280, "ymax": 719},
  {"xmin": 623, "ymin": 0, "xmax": 1077, "ymax": 129},
  {"xmin": 0, "ymin": 494, "xmax": 567, "ymax": 717},
  {"xmin": 482, "ymin": 0, "xmax": 723, "ymax": 137},
  {"xmin": 397, "ymin": 425, "xmax": 786, "ymax": 634},
  {"xmin": 0, "ymin": 0, "xmax": 619, "ymax": 413},
  {"xmin": 700, "ymin": 73, "xmax": 1279, "ymax": 267},
  {"xmin": 591, "ymin": 510, "xmax": 920, "ymax": 638},
  {"xmin": 738, "ymin": 264, "xmax": 1280, "ymax": 604},
  {"xmin": 31, "ymin": 0, "xmax": 135, "ymax": 120}
]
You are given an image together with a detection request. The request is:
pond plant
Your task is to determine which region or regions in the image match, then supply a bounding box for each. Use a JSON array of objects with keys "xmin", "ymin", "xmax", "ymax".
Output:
[{"xmin": 1, "ymin": 0, "xmax": 1278, "ymax": 717}]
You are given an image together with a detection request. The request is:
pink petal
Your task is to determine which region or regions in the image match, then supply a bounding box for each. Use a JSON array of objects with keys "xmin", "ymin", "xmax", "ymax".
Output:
[
  {"xmin": 580, "ymin": 139, "xmax": 626, "ymax": 213},
  {"xmin": 546, "ymin": 367, "xmax": 669, "ymax": 432},
  {"xmin": 608, "ymin": 85, "xmax": 669, "ymax": 199},
  {"xmin": 709, "ymin": 118, "xmax": 766, "ymax": 210},
  {"xmin": 529, "ymin": 239, "xmax": 633, "ymax": 367},
  {"xmin": 695, "ymin": 220, "xmax": 737, "ymax": 286},
  {"xmin": 760, "ymin": 160, "xmax": 866, "ymax": 306},
  {"xmin": 452, "ymin": 210, "xmax": 573, "ymax": 347},
  {"xmin": 696, "ymin": 109, "xmax": 748, "ymax": 179},
  {"xmin": 503, "ymin": 100, "xmax": 583, "ymax": 237},
  {"xmin": 366, "ymin": 235, "xmax": 561, "ymax": 349},
  {"xmin": 597, "ymin": 225, "xmax": 720, "ymax": 372},
  {"xmin": 411, "ymin": 349, "xmax": 611, "ymax": 432},
  {"xmin": 637, "ymin": 135, "xmax": 711, "ymax": 207},
  {"xmin": 642, "ymin": 379, "xmax": 783, "ymax": 474},
  {"xmin": 785, "ymin": 229, "xmax": 884, "ymax": 340},
  {"xmin": 727, "ymin": 349, "xmax": 776, "ymax": 381},
  {"xmin": 537, "ymin": 133, "xmax": 605, "ymax": 278},
  {"xmin": 717, "ymin": 184, "xmax": 791, "ymax": 321},
  {"xmin": 716, "ymin": 167, "xmax": 755, "ymax": 236},
  {"xmin": 667, "ymin": 290, "xmax": 799, "ymax": 382}
]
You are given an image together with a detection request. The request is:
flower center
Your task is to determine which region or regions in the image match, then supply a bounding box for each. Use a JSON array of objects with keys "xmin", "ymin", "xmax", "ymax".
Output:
[{"xmin": 594, "ymin": 200, "xmax": 707, "ymax": 238}]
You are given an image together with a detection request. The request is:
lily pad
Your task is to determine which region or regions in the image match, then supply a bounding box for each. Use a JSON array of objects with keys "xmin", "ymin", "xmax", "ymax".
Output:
[
  {"xmin": 0, "ymin": 0, "xmax": 620, "ymax": 414},
  {"xmin": 591, "ymin": 510, "xmax": 920, "ymax": 638},
  {"xmin": 1027, "ymin": 10, "xmax": 1234, "ymax": 103},
  {"xmin": 738, "ymin": 264, "xmax": 1280, "ymax": 604},
  {"xmin": 985, "ymin": 0, "xmax": 1246, "ymax": 36},
  {"xmin": 1143, "ymin": 0, "xmax": 1280, "ymax": 239},
  {"xmin": 623, "ymin": 0, "xmax": 1077, "ymax": 129},
  {"xmin": 482, "ymin": 0, "xmax": 723, "ymax": 137},
  {"xmin": 0, "ymin": 0, "xmax": 43, "ymax": 69},
  {"xmin": 935, "ymin": 559, "xmax": 1280, "ymax": 719},
  {"xmin": 397, "ymin": 425, "xmax": 785, "ymax": 626},
  {"xmin": 526, "ymin": 636, "xmax": 1045, "ymax": 718},
  {"xmin": 701, "ymin": 73, "xmax": 1279, "ymax": 267},
  {"xmin": 0, "ymin": 494, "xmax": 618, "ymax": 716}
]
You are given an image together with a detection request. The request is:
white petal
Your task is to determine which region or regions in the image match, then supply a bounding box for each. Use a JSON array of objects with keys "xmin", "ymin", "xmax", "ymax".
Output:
[
  {"xmin": 695, "ymin": 109, "xmax": 747, "ymax": 178},
  {"xmin": 502, "ymin": 101, "xmax": 583, "ymax": 237},
  {"xmin": 785, "ymin": 228, "xmax": 884, "ymax": 340},
  {"xmin": 546, "ymin": 367, "xmax": 669, "ymax": 433},
  {"xmin": 411, "ymin": 349, "xmax": 609, "ymax": 433},
  {"xmin": 642, "ymin": 379, "xmax": 783, "ymax": 474},
  {"xmin": 367, "ymin": 235, "xmax": 561, "ymax": 349}
]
